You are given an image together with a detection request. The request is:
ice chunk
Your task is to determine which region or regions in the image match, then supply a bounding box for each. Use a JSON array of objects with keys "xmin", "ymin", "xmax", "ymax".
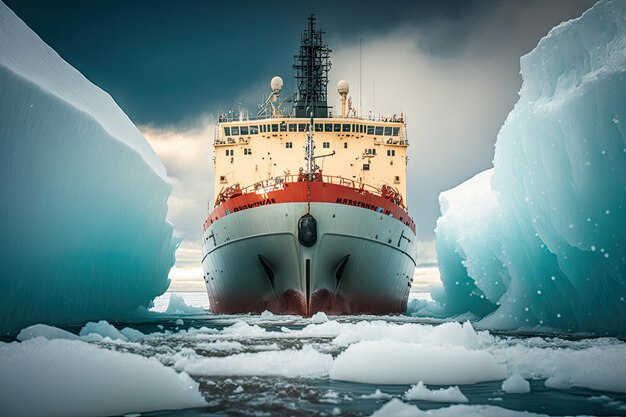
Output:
[
  {"xmin": 370, "ymin": 399, "xmax": 420, "ymax": 417},
  {"xmin": 330, "ymin": 340, "xmax": 506, "ymax": 385},
  {"xmin": 332, "ymin": 321, "xmax": 490, "ymax": 350},
  {"xmin": 492, "ymin": 340, "xmax": 626, "ymax": 393},
  {"xmin": 79, "ymin": 320, "xmax": 128, "ymax": 341},
  {"xmin": 120, "ymin": 327, "xmax": 146, "ymax": 342},
  {"xmin": 434, "ymin": 0, "xmax": 626, "ymax": 335},
  {"xmin": 311, "ymin": 311, "xmax": 329, "ymax": 323},
  {"xmin": 369, "ymin": 398, "xmax": 543, "ymax": 417},
  {"xmin": 321, "ymin": 390, "xmax": 340, "ymax": 403},
  {"xmin": 221, "ymin": 321, "xmax": 268, "ymax": 337},
  {"xmin": 361, "ymin": 389, "xmax": 393, "ymax": 400},
  {"xmin": 16, "ymin": 324, "xmax": 80, "ymax": 341},
  {"xmin": 501, "ymin": 374, "xmax": 531, "ymax": 394},
  {"xmin": 0, "ymin": 3, "xmax": 177, "ymax": 335},
  {"xmin": 165, "ymin": 293, "xmax": 205, "ymax": 315},
  {"xmin": 260, "ymin": 310, "xmax": 274, "ymax": 318},
  {"xmin": 0, "ymin": 338, "xmax": 206, "ymax": 416},
  {"xmin": 181, "ymin": 345, "xmax": 333, "ymax": 378},
  {"xmin": 404, "ymin": 382, "xmax": 468, "ymax": 403},
  {"xmin": 299, "ymin": 320, "xmax": 345, "ymax": 337}
]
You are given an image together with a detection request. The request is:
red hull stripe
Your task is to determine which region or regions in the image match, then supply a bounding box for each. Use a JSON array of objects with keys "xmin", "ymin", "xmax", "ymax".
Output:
[{"xmin": 204, "ymin": 181, "xmax": 415, "ymax": 233}]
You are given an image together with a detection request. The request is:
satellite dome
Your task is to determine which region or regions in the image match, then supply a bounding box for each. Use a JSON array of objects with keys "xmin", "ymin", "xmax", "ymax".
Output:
[
  {"xmin": 271, "ymin": 76, "xmax": 283, "ymax": 92},
  {"xmin": 337, "ymin": 80, "xmax": 350, "ymax": 95}
]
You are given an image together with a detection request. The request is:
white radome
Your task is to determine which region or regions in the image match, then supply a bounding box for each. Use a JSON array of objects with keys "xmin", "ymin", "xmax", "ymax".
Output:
[
  {"xmin": 271, "ymin": 76, "xmax": 283, "ymax": 92},
  {"xmin": 337, "ymin": 80, "xmax": 349, "ymax": 95}
]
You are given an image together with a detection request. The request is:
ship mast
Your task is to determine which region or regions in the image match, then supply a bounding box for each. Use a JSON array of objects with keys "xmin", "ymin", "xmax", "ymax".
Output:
[
  {"xmin": 305, "ymin": 110, "xmax": 316, "ymax": 179},
  {"xmin": 293, "ymin": 15, "xmax": 332, "ymax": 118}
]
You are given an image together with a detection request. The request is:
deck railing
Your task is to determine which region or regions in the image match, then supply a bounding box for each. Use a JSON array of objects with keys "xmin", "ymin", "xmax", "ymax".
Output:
[{"xmin": 214, "ymin": 173, "xmax": 406, "ymax": 210}]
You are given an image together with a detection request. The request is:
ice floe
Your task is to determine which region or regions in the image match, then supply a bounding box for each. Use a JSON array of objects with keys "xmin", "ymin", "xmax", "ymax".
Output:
[{"xmin": 0, "ymin": 338, "xmax": 206, "ymax": 417}]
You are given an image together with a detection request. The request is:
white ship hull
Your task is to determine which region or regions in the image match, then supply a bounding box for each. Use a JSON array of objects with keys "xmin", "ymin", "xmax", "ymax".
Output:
[{"xmin": 201, "ymin": 202, "xmax": 417, "ymax": 315}]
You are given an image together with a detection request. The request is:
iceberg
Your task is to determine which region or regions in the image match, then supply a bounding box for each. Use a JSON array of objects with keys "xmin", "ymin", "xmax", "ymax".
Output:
[
  {"xmin": 434, "ymin": 0, "xmax": 626, "ymax": 335},
  {"xmin": 0, "ymin": 2, "xmax": 177, "ymax": 334}
]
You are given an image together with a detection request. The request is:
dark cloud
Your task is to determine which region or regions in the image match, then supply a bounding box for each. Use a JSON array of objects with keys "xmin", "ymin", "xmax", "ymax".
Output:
[{"xmin": 4, "ymin": 0, "xmax": 582, "ymax": 125}]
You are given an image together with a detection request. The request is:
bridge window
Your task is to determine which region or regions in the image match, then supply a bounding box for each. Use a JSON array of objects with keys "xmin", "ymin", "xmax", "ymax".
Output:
[
  {"xmin": 224, "ymin": 127, "xmax": 231, "ymax": 136},
  {"xmin": 324, "ymin": 123, "xmax": 333, "ymax": 132},
  {"xmin": 360, "ymin": 125, "xmax": 364, "ymax": 133},
  {"xmin": 280, "ymin": 123, "xmax": 287, "ymax": 132},
  {"xmin": 323, "ymin": 142, "xmax": 330, "ymax": 148},
  {"xmin": 367, "ymin": 125, "xmax": 374, "ymax": 135},
  {"xmin": 298, "ymin": 123, "xmax": 307, "ymax": 132},
  {"xmin": 342, "ymin": 124, "xmax": 350, "ymax": 132},
  {"xmin": 286, "ymin": 142, "xmax": 293, "ymax": 148},
  {"xmin": 271, "ymin": 124, "xmax": 278, "ymax": 132},
  {"xmin": 334, "ymin": 123, "xmax": 341, "ymax": 132},
  {"xmin": 240, "ymin": 126, "xmax": 249, "ymax": 135},
  {"xmin": 393, "ymin": 127, "xmax": 400, "ymax": 136},
  {"xmin": 315, "ymin": 123, "xmax": 323, "ymax": 132},
  {"xmin": 375, "ymin": 126, "xmax": 383, "ymax": 135},
  {"xmin": 384, "ymin": 127, "xmax": 392, "ymax": 136},
  {"xmin": 231, "ymin": 127, "xmax": 240, "ymax": 136},
  {"xmin": 289, "ymin": 123, "xmax": 297, "ymax": 132},
  {"xmin": 250, "ymin": 125, "xmax": 259, "ymax": 134}
]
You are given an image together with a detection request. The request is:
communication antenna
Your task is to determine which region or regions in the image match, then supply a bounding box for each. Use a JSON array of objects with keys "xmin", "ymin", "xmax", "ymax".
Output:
[
  {"xmin": 293, "ymin": 15, "xmax": 332, "ymax": 118},
  {"xmin": 359, "ymin": 38, "xmax": 362, "ymax": 118}
]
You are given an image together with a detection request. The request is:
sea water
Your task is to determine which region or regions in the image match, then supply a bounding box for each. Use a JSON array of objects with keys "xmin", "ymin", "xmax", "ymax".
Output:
[{"xmin": 3, "ymin": 291, "xmax": 625, "ymax": 417}]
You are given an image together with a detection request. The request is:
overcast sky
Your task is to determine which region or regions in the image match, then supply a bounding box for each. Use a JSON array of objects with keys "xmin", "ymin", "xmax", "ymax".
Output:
[{"xmin": 6, "ymin": 0, "xmax": 594, "ymax": 289}]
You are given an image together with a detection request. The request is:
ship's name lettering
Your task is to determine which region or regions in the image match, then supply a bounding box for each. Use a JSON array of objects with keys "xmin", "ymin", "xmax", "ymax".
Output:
[
  {"xmin": 335, "ymin": 198, "xmax": 391, "ymax": 215},
  {"xmin": 233, "ymin": 198, "xmax": 277, "ymax": 212}
]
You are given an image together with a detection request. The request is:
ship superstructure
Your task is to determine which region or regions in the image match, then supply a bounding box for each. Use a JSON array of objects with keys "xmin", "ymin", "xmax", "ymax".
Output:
[{"xmin": 202, "ymin": 16, "xmax": 416, "ymax": 315}]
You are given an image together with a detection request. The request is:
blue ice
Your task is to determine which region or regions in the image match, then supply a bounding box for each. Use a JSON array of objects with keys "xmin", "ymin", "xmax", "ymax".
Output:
[
  {"xmin": 434, "ymin": 0, "xmax": 626, "ymax": 335},
  {"xmin": 0, "ymin": 3, "xmax": 177, "ymax": 334}
]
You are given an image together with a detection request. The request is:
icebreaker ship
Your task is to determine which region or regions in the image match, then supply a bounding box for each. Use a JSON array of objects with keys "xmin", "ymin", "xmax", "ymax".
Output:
[
  {"xmin": 0, "ymin": 2, "xmax": 177, "ymax": 334},
  {"xmin": 435, "ymin": 0, "xmax": 626, "ymax": 335}
]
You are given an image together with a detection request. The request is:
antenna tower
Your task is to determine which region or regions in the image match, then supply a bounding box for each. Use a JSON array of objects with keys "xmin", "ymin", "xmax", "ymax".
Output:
[{"xmin": 293, "ymin": 15, "xmax": 332, "ymax": 118}]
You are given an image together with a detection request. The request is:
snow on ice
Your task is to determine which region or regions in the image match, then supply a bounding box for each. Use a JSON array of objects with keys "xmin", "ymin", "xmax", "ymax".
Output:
[
  {"xmin": 369, "ymin": 398, "xmax": 545, "ymax": 417},
  {"xmin": 179, "ymin": 345, "xmax": 334, "ymax": 378},
  {"xmin": 330, "ymin": 339, "xmax": 507, "ymax": 385},
  {"xmin": 0, "ymin": 2, "xmax": 177, "ymax": 334},
  {"xmin": 404, "ymin": 382, "xmax": 468, "ymax": 403},
  {"xmin": 4, "ymin": 314, "xmax": 626, "ymax": 415},
  {"xmin": 0, "ymin": 338, "xmax": 206, "ymax": 417},
  {"xmin": 434, "ymin": 0, "xmax": 626, "ymax": 335},
  {"xmin": 501, "ymin": 374, "xmax": 531, "ymax": 394}
]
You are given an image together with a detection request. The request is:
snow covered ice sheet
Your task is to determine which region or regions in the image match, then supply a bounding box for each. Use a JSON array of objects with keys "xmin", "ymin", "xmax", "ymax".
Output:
[
  {"xmin": 0, "ymin": 2, "xmax": 177, "ymax": 334},
  {"xmin": 434, "ymin": 0, "xmax": 626, "ymax": 335}
]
